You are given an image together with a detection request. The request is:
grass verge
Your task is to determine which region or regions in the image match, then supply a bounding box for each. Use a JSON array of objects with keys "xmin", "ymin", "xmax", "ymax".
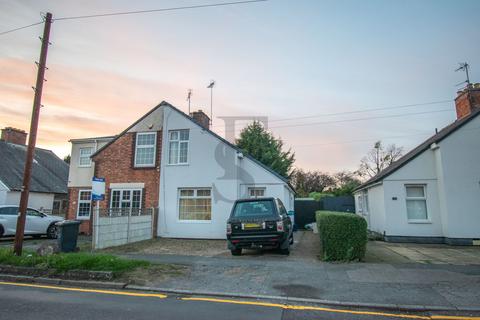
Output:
[{"xmin": 0, "ymin": 247, "xmax": 149, "ymax": 275}]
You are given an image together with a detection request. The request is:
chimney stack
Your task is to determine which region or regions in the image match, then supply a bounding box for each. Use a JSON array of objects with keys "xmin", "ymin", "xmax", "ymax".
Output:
[
  {"xmin": 455, "ymin": 83, "xmax": 480, "ymax": 119},
  {"xmin": 190, "ymin": 110, "xmax": 210, "ymax": 130},
  {"xmin": 1, "ymin": 127, "xmax": 27, "ymax": 145}
]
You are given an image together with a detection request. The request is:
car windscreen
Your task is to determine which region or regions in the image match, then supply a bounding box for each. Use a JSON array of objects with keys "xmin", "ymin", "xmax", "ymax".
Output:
[{"xmin": 232, "ymin": 200, "xmax": 276, "ymax": 218}]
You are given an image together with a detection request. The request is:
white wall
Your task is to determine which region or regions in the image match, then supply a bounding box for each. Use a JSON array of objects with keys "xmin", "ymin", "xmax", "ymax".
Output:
[
  {"xmin": 158, "ymin": 106, "xmax": 293, "ymax": 239},
  {"xmin": 68, "ymin": 139, "xmax": 111, "ymax": 187},
  {"xmin": 437, "ymin": 115, "xmax": 480, "ymax": 238},
  {"xmin": 2, "ymin": 191, "xmax": 54, "ymax": 210}
]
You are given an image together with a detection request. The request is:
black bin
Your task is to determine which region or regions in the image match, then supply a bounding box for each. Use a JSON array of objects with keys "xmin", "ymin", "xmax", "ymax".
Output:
[{"xmin": 55, "ymin": 220, "xmax": 81, "ymax": 252}]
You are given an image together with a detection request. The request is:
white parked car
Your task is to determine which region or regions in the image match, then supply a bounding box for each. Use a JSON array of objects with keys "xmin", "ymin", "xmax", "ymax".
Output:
[{"xmin": 0, "ymin": 205, "xmax": 64, "ymax": 238}]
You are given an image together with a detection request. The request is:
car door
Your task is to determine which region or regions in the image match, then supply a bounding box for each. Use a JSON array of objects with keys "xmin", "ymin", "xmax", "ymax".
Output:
[
  {"xmin": 0, "ymin": 206, "xmax": 19, "ymax": 236},
  {"xmin": 26, "ymin": 208, "xmax": 47, "ymax": 234}
]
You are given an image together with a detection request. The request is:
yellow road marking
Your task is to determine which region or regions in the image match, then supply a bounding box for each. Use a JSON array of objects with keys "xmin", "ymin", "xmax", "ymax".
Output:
[
  {"xmin": 0, "ymin": 281, "xmax": 167, "ymax": 298},
  {"xmin": 181, "ymin": 297, "xmax": 480, "ymax": 320}
]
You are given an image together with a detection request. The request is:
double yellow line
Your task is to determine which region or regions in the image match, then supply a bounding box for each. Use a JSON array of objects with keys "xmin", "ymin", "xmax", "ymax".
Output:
[{"xmin": 1, "ymin": 281, "xmax": 479, "ymax": 320}]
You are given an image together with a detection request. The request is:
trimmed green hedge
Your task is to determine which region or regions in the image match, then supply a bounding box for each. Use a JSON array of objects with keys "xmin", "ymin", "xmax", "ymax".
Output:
[{"xmin": 316, "ymin": 211, "xmax": 367, "ymax": 261}]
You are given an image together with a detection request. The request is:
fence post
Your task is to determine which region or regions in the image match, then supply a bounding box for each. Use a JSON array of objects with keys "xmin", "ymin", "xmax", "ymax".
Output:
[
  {"xmin": 151, "ymin": 207, "xmax": 158, "ymax": 239},
  {"xmin": 93, "ymin": 200, "xmax": 100, "ymax": 250},
  {"xmin": 126, "ymin": 209, "xmax": 131, "ymax": 244}
]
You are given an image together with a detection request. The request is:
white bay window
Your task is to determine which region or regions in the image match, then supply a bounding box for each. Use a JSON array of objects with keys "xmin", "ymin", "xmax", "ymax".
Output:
[{"xmin": 178, "ymin": 188, "xmax": 211, "ymax": 221}]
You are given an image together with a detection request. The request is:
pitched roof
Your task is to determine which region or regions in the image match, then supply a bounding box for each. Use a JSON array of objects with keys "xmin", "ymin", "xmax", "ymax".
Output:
[
  {"xmin": 354, "ymin": 109, "xmax": 480, "ymax": 192},
  {"xmin": 87, "ymin": 100, "xmax": 295, "ymax": 193},
  {"xmin": 162, "ymin": 102, "xmax": 296, "ymax": 193},
  {"xmin": 0, "ymin": 141, "xmax": 69, "ymax": 194}
]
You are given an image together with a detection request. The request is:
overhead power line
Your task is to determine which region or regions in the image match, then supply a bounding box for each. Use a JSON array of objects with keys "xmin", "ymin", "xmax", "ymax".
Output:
[
  {"xmin": 54, "ymin": 0, "xmax": 268, "ymax": 21},
  {"xmin": 210, "ymin": 99, "xmax": 453, "ymax": 129},
  {"xmin": 0, "ymin": 21, "xmax": 43, "ymax": 36},
  {"xmin": 214, "ymin": 108, "xmax": 453, "ymax": 134}
]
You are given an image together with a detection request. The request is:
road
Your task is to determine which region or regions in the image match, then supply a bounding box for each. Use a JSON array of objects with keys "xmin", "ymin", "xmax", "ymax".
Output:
[{"xmin": 0, "ymin": 282, "xmax": 478, "ymax": 320}]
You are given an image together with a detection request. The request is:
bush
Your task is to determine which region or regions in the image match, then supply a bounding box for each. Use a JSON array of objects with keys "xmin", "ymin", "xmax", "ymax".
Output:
[
  {"xmin": 315, "ymin": 211, "xmax": 367, "ymax": 261},
  {"xmin": 0, "ymin": 248, "xmax": 149, "ymax": 275},
  {"xmin": 308, "ymin": 192, "xmax": 334, "ymax": 202}
]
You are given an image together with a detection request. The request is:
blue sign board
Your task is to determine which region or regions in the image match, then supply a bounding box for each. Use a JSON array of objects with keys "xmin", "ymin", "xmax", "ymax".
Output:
[{"xmin": 92, "ymin": 177, "xmax": 105, "ymax": 201}]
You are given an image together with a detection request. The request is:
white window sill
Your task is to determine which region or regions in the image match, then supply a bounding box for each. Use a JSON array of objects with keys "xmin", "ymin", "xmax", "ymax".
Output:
[
  {"xmin": 78, "ymin": 165, "xmax": 92, "ymax": 168},
  {"xmin": 407, "ymin": 219, "xmax": 432, "ymax": 224},
  {"xmin": 133, "ymin": 165, "xmax": 156, "ymax": 168}
]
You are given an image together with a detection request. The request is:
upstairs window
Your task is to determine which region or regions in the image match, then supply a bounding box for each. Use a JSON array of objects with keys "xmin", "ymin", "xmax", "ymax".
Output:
[
  {"xmin": 406, "ymin": 185, "xmax": 428, "ymax": 221},
  {"xmin": 78, "ymin": 147, "xmax": 93, "ymax": 167},
  {"xmin": 168, "ymin": 130, "xmax": 189, "ymax": 165},
  {"xmin": 135, "ymin": 132, "xmax": 156, "ymax": 167}
]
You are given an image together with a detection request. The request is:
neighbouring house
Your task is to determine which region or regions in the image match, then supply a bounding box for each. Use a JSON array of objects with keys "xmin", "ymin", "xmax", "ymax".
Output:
[
  {"xmin": 0, "ymin": 127, "xmax": 69, "ymax": 215},
  {"xmin": 354, "ymin": 84, "xmax": 480, "ymax": 245},
  {"xmin": 66, "ymin": 101, "xmax": 295, "ymax": 238}
]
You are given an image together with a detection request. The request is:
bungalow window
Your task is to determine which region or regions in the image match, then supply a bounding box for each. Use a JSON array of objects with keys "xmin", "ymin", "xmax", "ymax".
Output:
[
  {"xmin": 168, "ymin": 130, "xmax": 189, "ymax": 165},
  {"xmin": 110, "ymin": 189, "xmax": 142, "ymax": 214},
  {"xmin": 77, "ymin": 190, "xmax": 91, "ymax": 219},
  {"xmin": 134, "ymin": 132, "xmax": 156, "ymax": 167},
  {"xmin": 78, "ymin": 147, "xmax": 93, "ymax": 167},
  {"xmin": 405, "ymin": 185, "xmax": 428, "ymax": 220},
  {"xmin": 248, "ymin": 187, "xmax": 265, "ymax": 198},
  {"xmin": 178, "ymin": 188, "xmax": 211, "ymax": 221}
]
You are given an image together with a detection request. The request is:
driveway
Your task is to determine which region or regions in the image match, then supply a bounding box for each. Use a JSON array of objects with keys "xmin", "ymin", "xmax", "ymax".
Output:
[
  {"xmin": 0, "ymin": 235, "xmax": 92, "ymax": 251},
  {"xmin": 103, "ymin": 230, "xmax": 480, "ymax": 265}
]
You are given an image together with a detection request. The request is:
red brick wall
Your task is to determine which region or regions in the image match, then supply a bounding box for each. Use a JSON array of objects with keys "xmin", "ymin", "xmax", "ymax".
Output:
[
  {"xmin": 93, "ymin": 130, "xmax": 162, "ymax": 211},
  {"xmin": 455, "ymin": 88, "xmax": 480, "ymax": 119},
  {"xmin": 1, "ymin": 127, "xmax": 27, "ymax": 145},
  {"xmin": 66, "ymin": 187, "xmax": 91, "ymax": 234}
]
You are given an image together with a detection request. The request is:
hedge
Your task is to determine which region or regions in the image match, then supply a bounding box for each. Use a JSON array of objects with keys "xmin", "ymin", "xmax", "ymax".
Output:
[{"xmin": 315, "ymin": 211, "xmax": 367, "ymax": 261}]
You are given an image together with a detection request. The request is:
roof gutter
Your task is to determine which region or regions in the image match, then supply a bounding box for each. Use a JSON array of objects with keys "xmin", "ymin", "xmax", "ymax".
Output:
[{"xmin": 354, "ymin": 181, "xmax": 382, "ymax": 193}]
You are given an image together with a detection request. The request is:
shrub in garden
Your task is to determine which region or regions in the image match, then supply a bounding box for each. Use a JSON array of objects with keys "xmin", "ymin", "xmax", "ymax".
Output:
[{"xmin": 315, "ymin": 211, "xmax": 367, "ymax": 261}]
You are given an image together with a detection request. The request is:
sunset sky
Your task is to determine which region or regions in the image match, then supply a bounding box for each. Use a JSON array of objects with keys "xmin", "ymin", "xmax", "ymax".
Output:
[{"xmin": 1, "ymin": 0, "xmax": 479, "ymax": 173}]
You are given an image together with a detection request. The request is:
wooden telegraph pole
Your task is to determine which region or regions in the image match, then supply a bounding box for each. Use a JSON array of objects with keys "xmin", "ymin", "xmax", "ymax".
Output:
[{"xmin": 13, "ymin": 12, "xmax": 53, "ymax": 256}]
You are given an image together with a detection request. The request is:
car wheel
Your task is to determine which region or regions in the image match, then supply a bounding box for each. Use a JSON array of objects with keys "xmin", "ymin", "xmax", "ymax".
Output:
[
  {"xmin": 289, "ymin": 233, "xmax": 294, "ymax": 245},
  {"xmin": 46, "ymin": 224, "xmax": 58, "ymax": 239},
  {"xmin": 280, "ymin": 247, "xmax": 290, "ymax": 255},
  {"xmin": 0, "ymin": 225, "xmax": 4, "ymax": 238},
  {"xmin": 231, "ymin": 248, "xmax": 242, "ymax": 256}
]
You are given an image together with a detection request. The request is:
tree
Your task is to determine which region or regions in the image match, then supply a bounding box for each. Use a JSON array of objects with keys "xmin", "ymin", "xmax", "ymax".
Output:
[
  {"xmin": 357, "ymin": 141, "xmax": 403, "ymax": 179},
  {"xmin": 290, "ymin": 169, "xmax": 335, "ymax": 197},
  {"xmin": 236, "ymin": 121, "xmax": 295, "ymax": 178},
  {"xmin": 63, "ymin": 154, "xmax": 71, "ymax": 164},
  {"xmin": 332, "ymin": 171, "xmax": 362, "ymax": 195}
]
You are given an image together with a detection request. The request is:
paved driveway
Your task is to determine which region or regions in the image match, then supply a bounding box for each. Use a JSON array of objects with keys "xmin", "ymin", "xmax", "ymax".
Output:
[{"xmin": 366, "ymin": 241, "xmax": 480, "ymax": 265}]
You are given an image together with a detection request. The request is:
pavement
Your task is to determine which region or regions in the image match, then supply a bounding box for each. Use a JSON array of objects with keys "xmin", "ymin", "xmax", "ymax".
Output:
[
  {"xmin": 107, "ymin": 231, "xmax": 480, "ymax": 311},
  {"xmin": 1, "ymin": 280, "xmax": 479, "ymax": 320},
  {"xmin": 2, "ymin": 231, "xmax": 480, "ymax": 312}
]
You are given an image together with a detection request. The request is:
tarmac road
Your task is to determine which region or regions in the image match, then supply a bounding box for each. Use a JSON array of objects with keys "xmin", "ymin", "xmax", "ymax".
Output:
[{"xmin": 0, "ymin": 281, "xmax": 479, "ymax": 320}]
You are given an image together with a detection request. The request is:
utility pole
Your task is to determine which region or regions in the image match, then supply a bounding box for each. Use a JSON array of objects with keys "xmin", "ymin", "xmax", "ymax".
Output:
[
  {"xmin": 14, "ymin": 12, "xmax": 53, "ymax": 256},
  {"xmin": 207, "ymin": 80, "xmax": 215, "ymax": 126}
]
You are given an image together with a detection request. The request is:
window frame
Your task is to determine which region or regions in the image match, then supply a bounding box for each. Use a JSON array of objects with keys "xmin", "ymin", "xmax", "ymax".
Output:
[
  {"xmin": 76, "ymin": 189, "xmax": 92, "ymax": 220},
  {"xmin": 78, "ymin": 147, "xmax": 93, "ymax": 167},
  {"xmin": 405, "ymin": 184, "xmax": 429, "ymax": 223},
  {"xmin": 168, "ymin": 129, "xmax": 189, "ymax": 165},
  {"xmin": 134, "ymin": 132, "xmax": 157, "ymax": 168},
  {"xmin": 109, "ymin": 188, "xmax": 143, "ymax": 214},
  {"xmin": 248, "ymin": 187, "xmax": 266, "ymax": 198},
  {"xmin": 177, "ymin": 187, "xmax": 212, "ymax": 223}
]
